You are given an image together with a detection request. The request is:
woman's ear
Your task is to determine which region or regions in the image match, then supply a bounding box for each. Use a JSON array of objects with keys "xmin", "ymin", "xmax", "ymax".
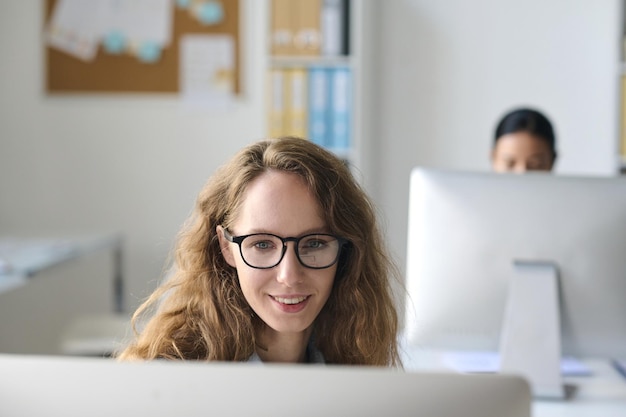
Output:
[{"xmin": 216, "ymin": 225, "xmax": 237, "ymax": 267}]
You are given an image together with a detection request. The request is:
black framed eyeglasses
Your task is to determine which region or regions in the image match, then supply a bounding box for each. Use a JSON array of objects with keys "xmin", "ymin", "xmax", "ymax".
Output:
[{"xmin": 223, "ymin": 229, "xmax": 348, "ymax": 270}]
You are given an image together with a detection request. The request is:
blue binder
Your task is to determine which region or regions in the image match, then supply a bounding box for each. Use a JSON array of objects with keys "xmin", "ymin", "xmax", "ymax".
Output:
[
  {"xmin": 308, "ymin": 67, "xmax": 330, "ymax": 147},
  {"xmin": 329, "ymin": 66, "xmax": 351, "ymax": 150}
]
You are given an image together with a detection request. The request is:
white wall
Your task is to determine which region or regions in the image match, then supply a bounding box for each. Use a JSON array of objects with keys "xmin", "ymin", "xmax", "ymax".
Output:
[
  {"xmin": 371, "ymin": 0, "xmax": 621, "ymax": 283},
  {"xmin": 0, "ymin": 0, "xmax": 621, "ymax": 313},
  {"xmin": 0, "ymin": 1, "xmax": 268, "ymax": 310}
]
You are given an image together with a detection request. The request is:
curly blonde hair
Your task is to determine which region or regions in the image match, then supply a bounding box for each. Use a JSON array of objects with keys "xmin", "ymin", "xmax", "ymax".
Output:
[{"xmin": 117, "ymin": 137, "xmax": 401, "ymax": 366}]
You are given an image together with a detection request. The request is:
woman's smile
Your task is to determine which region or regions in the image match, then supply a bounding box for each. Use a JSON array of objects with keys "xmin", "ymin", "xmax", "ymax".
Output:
[{"xmin": 270, "ymin": 294, "xmax": 311, "ymax": 313}]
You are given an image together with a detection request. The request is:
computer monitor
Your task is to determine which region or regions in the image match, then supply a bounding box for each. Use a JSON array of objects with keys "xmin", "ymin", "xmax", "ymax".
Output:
[
  {"xmin": 403, "ymin": 168, "xmax": 626, "ymax": 398},
  {"xmin": 0, "ymin": 354, "xmax": 531, "ymax": 417}
]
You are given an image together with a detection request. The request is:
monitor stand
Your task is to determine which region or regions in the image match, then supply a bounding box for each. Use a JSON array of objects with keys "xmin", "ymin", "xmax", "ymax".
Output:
[{"xmin": 499, "ymin": 260, "xmax": 565, "ymax": 399}]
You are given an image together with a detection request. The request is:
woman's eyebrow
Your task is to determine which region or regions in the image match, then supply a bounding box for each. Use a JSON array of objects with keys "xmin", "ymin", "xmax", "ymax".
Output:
[{"xmin": 241, "ymin": 227, "xmax": 330, "ymax": 236}]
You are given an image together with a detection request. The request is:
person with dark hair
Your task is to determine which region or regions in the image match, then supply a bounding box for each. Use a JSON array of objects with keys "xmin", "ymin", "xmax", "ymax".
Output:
[
  {"xmin": 117, "ymin": 136, "xmax": 401, "ymax": 366},
  {"xmin": 491, "ymin": 108, "xmax": 557, "ymax": 173}
]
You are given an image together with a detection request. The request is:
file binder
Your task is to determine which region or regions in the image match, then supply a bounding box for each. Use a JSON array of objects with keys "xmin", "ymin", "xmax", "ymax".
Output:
[
  {"xmin": 328, "ymin": 67, "xmax": 351, "ymax": 150},
  {"xmin": 308, "ymin": 67, "xmax": 331, "ymax": 147},
  {"xmin": 267, "ymin": 1, "xmax": 354, "ymax": 154},
  {"xmin": 267, "ymin": 68, "xmax": 286, "ymax": 138},
  {"xmin": 293, "ymin": 0, "xmax": 322, "ymax": 56},
  {"xmin": 284, "ymin": 68, "xmax": 308, "ymax": 138},
  {"xmin": 321, "ymin": 0, "xmax": 349, "ymax": 56},
  {"xmin": 270, "ymin": 0, "xmax": 294, "ymax": 55}
]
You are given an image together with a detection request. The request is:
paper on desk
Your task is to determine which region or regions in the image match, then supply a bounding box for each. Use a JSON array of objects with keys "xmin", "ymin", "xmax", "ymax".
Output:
[{"xmin": 442, "ymin": 351, "xmax": 591, "ymax": 376}]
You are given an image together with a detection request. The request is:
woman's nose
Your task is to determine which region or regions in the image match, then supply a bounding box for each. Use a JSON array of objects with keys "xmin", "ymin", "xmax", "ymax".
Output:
[{"xmin": 276, "ymin": 243, "xmax": 304, "ymax": 286}]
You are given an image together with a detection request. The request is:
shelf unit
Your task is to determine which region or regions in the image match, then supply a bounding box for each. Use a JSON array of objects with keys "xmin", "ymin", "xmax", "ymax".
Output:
[{"xmin": 264, "ymin": 0, "xmax": 372, "ymax": 184}]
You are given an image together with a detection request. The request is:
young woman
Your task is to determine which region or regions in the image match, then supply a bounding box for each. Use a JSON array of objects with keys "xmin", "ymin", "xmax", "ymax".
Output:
[
  {"xmin": 491, "ymin": 108, "xmax": 557, "ymax": 173},
  {"xmin": 117, "ymin": 137, "xmax": 401, "ymax": 366}
]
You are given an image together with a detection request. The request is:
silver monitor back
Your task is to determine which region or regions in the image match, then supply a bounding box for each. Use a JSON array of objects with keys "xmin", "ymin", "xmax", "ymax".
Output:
[
  {"xmin": 0, "ymin": 354, "xmax": 531, "ymax": 417},
  {"xmin": 404, "ymin": 168, "xmax": 626, "ymax": 358}
]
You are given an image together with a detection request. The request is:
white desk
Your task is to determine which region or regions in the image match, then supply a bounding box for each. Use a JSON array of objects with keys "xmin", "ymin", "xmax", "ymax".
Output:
[
  {"xmin": 534, "ymin": 359, "xmax": 626, "ymax": 416},
  {"xmin": 0, "ymin": 234, "xmax": 124, "ymax": 354},
  {"xmin": 402, "ymin": 349, "xmax": 626, "ymax": 417}
]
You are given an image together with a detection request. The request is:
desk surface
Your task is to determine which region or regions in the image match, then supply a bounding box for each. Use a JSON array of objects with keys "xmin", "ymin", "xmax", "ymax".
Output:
[
  {"xmin": 536, "ymin": 359, "xmax": 626, "ymax": 417},
  {"xmin": 402, "ymin": 349, "xmax": 626, "ymax": 417},
  {"xmin": 0, "ymin": 234, "xmax": 124, "ymax": 354},
  {"xmin": 0, "ymin": 234, "xmax": 122, "ymax": 293}
]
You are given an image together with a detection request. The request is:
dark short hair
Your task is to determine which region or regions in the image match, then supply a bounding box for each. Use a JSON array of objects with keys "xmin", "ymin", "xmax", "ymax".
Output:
[{"xmin": 494, "ymin": 108, "xmax": 557, "ymax": 157}]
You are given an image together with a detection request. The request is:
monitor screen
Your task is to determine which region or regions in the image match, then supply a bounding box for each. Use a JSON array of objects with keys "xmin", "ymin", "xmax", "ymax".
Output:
[{"xmin": 404, "ymin": 168, "xmax": 626, "ymax": 360}]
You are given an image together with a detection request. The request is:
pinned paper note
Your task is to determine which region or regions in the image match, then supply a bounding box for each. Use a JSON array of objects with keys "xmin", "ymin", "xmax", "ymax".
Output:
[
  {"xmin": 45, "ymin": 0, "xmax": 103, "ymax": 61},
  {"xmin": 180, "ymin": 34, "xmax": 235, "ymax": 106},
  {"xmin": 45, "ymin": 0, "xmax": 172, "ymax": 63},
  {"xmin": 97, "ymin": 0, "xmax": 171, "ymax": 61}
]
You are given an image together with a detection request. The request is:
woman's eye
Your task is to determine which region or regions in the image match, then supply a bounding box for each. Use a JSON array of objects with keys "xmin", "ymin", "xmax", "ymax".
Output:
[
  {"xmin": 305, "ymin": 239, "xmax": 325, "ymax": 249},
  {"xmin": 254, "ymin": 241, "xmax": 273, "ymax": 250}
]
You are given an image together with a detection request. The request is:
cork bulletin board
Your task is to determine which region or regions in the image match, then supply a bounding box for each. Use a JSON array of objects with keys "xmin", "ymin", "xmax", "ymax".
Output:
[{"xmin": 44, "ymin": 0, "xmax": 241, "ymax": 94}]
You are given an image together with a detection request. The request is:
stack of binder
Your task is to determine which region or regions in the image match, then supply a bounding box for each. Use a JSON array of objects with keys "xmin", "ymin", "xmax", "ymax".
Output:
[
  {"xmin": 267, "ymin": 0, "xmax": 353, "ymax": 153},
  {"xmin": 270, "ymin": 0, "xmax": 349, "ymax": 57},
  {"xmin": 267, "ymin": 66, "xmax": 352, "ymax": 151}
]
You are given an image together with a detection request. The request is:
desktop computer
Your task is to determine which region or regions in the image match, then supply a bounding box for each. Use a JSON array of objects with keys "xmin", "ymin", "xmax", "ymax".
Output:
[
  {"xmin": 403, "ymin": 168, "xmax": 626, "ymax": 398},
  {"xmin": 0, "ymin": 353, "xmax": 531, "ymax": 417}
]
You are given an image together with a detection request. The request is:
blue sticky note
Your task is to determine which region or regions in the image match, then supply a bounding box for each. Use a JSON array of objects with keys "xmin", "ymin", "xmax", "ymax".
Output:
[
  {"xmin": 137, "ymin": 41, "xmax": 161, "ymax": 63},
  {"xmin": 197, "ymin": 1, "xmax": 224, "ymax": 25},
  {"xmin": 103, "ymin": 30, "xmax": 126, "ymax": 54}
]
